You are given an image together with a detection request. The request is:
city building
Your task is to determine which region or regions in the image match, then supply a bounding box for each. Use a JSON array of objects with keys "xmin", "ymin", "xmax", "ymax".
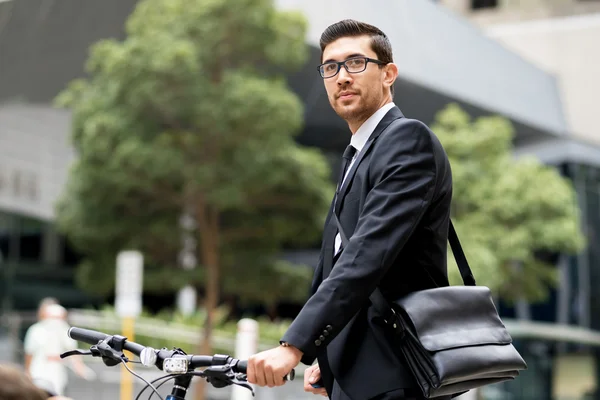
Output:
[
  {"xmin": 439, "ymin": 1, "xmax": 600, "ymax": 399},
  {"xmin": 441, "ymin": 0, "xmax": 600, "ymax": 145},
  {"xmin": 1, "ymin": 0, "xmax": 599, "ymax": 398}
]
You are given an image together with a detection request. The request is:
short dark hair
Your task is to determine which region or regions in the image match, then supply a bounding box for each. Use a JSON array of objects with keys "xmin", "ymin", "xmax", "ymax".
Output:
[{"xmin": 319, "ymin": 19, "xmax": 395, "ymax": 95}]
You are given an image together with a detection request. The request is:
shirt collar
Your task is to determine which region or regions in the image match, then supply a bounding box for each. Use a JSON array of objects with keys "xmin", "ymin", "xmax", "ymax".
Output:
[{"xmin": 350, "ymin": 102, "xmax": 396, "ymax": 153}]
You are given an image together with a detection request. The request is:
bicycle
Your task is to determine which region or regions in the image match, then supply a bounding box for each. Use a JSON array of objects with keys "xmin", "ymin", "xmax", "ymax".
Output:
[{"xmin": 60, "ymin": 326, "xmax": 295, "ymax": 400}]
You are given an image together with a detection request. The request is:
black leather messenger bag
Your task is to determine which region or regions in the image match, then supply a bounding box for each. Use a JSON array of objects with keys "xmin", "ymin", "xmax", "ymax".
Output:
[{"xmin": 333, "ymin": 215, "xmax": 528, "ymax": 398}]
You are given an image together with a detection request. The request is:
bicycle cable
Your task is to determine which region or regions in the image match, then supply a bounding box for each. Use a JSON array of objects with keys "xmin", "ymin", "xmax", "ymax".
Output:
[
  {"xmin": 136, "ymin": 374, "xmax": 177, "ymax": 400},
  {"xmin": 121, "ymin": 358, "xmax": 165, "ymax": 400}
]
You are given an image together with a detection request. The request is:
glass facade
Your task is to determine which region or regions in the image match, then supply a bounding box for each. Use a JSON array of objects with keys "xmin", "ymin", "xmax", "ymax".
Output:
[
  {"xmin": 563, "ymin": 163, "xmax": 600, "ymax": 335},
  {"xmin": 0, "ymin": 210, "xmax": 98, "ymax": 313}
]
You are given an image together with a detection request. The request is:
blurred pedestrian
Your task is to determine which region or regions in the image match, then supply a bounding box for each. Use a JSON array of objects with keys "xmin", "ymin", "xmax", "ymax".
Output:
[
  {"xmin": 247, "ymin": 19, "xmax": 453, "ymax": 400},
  {"xmin": 24, "ymin": 299, "xmax": 95, "ymax": 397}
]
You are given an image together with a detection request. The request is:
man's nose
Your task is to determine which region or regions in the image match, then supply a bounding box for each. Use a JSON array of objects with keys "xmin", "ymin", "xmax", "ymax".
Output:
[{"xmin": 336, "ymin": 66, "xmax": 352, "ymax": 86}]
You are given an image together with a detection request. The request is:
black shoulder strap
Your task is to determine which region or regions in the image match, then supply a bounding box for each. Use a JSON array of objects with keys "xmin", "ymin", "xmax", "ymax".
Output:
[{"xmin": 331, "ymin": 212, "xmax": 476, "ymax": 322}]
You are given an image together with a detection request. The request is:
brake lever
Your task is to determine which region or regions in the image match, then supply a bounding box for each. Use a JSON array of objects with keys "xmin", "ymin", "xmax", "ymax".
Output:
[
  {"xmin": 204, "ymin": 365, "xmax": 235, "ymax": 389},
  {"xmin": 60, "ymin": 349, "xmax": 92, "ymax": 359},
  {"xmin": 92, "ymin": 341, "xmax": 129, "ymax": 367},
  {"xmin": 231, "ymin": 380, "xmax": 255, "ymax": 396}
]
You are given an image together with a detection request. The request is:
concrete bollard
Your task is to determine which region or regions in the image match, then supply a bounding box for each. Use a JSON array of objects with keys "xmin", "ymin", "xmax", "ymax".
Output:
[{"xmin": 231, "ymin": 318, "xmax": 259, "ymax": 400}]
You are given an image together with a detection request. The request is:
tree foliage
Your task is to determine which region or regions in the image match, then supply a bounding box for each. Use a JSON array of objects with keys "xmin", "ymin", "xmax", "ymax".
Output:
[
  {"xmin": 54, "ymin": 0, "xmax": 333, "ymax": 315},
  {"xmin": 433, "ymin": 104, "xmax": 585, "ymax": 302}
]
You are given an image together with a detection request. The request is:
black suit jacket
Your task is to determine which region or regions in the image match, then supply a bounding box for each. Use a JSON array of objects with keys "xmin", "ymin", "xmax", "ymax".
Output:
[{"xmin": 281, "ymin": 106, "xmax": 453, "ymax": 400}]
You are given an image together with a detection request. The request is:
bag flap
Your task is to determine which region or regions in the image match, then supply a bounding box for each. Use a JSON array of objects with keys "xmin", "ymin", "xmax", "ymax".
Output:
[{"xmin": 393, "ymin": 286, "xmax": 512, "ymax": 352}]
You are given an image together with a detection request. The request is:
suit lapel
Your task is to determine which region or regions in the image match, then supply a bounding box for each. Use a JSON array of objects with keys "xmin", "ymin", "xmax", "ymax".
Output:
[
  {"xmin": 334, "ymin": 107, "xmax": 404, "ymax": 216},
  {"xmin": 318, "ymin": 197, "xmax": 337, "ymax": 281},
  {"xmin": 321, "ymin": 217, "xmax": 338, "ymax": 280}
]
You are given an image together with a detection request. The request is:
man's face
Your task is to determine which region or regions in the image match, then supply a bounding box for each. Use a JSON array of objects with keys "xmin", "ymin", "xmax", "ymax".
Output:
[{"xmin": 321, "ymin": 35, "xmax": 389, "ymax": 126}]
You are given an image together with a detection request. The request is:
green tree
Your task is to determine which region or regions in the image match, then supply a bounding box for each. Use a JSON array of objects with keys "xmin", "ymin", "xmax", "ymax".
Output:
[
  {"xmin": 432, "ymin": 103, "xmax": 585, "ymax": 302},
  {"xmin": 54, "ymin": 0, "xmax": 332, "ymax": 395}
]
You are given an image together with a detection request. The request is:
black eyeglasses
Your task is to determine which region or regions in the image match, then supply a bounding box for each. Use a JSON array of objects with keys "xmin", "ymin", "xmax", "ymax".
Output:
[{"xmin": 317, "ymin": 57, "xmax": 387, "ymax": 79}]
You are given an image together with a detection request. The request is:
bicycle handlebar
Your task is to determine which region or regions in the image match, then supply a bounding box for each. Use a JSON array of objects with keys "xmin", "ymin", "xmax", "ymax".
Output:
[
  {"xmin": 68, "ymin": 327, "xmax": 145, "ymax": 357},
  {"xmin": 64, "ymin": 326, "xmax": 297, "ymax": 399},
  {"xmin": 67, "ymin": 326, "xmax": 249, "ymax": 373}
]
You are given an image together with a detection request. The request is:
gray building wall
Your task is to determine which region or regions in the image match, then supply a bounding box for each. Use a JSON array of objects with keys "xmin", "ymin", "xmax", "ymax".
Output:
[
  {"xmin": 486, "ymin": 14, "xmax": 600, "ymax": 145},
  {"xmin": 0, "ymin": 104, "xmax": 73, "ymax": 221},
  {"xmin": 441, "ymin": 0, "xmax": 600, "ymax": 146}
]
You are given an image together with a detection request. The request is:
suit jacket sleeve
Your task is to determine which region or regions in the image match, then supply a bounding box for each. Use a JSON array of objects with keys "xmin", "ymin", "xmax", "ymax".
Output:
[
  {"xmin": 310, "ymin": 253, "xmax": 324, "ymax": 295},
  {"xmin": 281, "ymin": 119, "xmax": 439, "ymax": 365}
]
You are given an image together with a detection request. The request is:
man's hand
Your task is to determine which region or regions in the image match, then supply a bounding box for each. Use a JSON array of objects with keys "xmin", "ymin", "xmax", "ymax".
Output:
[
  {"xmin": 304, "ymin": 363, "xmax": 327, "ymax": 397},
  {"xmin": 247, "ymin": 345, "xmax": 302, "ymax": 387}
]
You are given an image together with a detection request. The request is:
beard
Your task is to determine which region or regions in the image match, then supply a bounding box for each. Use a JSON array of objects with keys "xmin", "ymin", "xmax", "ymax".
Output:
[{"xmin": 331, "ymin": 95, "xmax": 372, "ymax": 124}]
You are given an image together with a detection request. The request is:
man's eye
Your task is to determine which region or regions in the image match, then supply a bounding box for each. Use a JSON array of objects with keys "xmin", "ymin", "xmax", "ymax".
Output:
[{"xmin": 324, "ymin": 64, "xmax": 337, "ymax": 72}]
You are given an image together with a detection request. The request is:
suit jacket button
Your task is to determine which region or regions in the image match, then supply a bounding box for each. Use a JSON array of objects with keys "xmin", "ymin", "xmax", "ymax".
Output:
[
  {"xmin": 323, "ymin": 331, "xmax": 329, "ymax": 336},
  {"xmin": 319, "ymin": 335, "xmax": 325, "ymax": 341},
  {"xmin": 315, "ymin": 339, "xmax": 322, "ymax": 346},
  {"xmin": 326, "ymin": 325, "xmax": 333, "ymax": 331}
]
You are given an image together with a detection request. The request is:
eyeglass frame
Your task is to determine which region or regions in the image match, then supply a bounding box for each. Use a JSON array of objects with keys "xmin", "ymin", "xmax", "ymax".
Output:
[{"xmin": 317, "ymin": 56, "xmax": 388, "ymax": 79}]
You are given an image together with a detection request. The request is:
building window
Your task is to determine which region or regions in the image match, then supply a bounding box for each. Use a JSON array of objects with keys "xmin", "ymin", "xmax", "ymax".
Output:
[
  {"xmin": 19, "ymin": 216, "xmax": 44, "ymax": 263},
  {"xmin": 471, "ymin": 0, "xmax": 498, "ymax": 10}
]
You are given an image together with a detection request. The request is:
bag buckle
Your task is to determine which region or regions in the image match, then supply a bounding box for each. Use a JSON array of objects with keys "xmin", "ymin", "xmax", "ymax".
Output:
[
  {"xmin": 384, "ymin": 309, "xmax": 407, "ymax": 339},
  {"xmin": 384, "ymin": 309, "xmax": 400, "ymax": 329}
]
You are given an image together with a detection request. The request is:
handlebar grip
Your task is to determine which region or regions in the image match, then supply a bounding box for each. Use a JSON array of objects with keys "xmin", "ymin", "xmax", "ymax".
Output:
[
  {"xmin": 236, "ymin": 360, "xmax": 247, "ymax": 372},
  {"xmin": 286, "ymin": 368, "xmax": 295, "ymax": 381},
  {"xmin": 236, "ymin": 360, "xmax": 294, "ymax": 381},
  {"xmin": 68, "ymin": 327, "xmax": 109, "ymax": 345}
]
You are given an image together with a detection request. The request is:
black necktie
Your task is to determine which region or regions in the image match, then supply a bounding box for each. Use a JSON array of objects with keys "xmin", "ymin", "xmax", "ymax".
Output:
[{"xmin": 337, "ymin": 144, "xmax": 356, "ymax": 193}]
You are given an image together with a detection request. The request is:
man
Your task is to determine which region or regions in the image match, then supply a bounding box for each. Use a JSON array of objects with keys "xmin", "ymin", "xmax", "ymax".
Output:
[
  {"xmin": 247, "ymin": 19, "xmax": 453, "ymax": 400},
  {"xmin": 24, "ymin": 299, "xmax": 94, "ymax": 397}
]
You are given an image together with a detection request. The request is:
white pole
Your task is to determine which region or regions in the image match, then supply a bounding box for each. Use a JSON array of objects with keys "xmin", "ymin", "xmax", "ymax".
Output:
[
  {"xmin": 176, "ymin": 285, "xmax": 196, "ymax": 316},
  {"xmin": 177, "ymin": 212, "xmax": 197, "ymax": 316},
  {"xmin": 231, "ymin": 318, "xmax": 259, "ymax": 400},
  {"xmin": 115, "ymin": 250, "xmax": 144, "ymax": 400}
]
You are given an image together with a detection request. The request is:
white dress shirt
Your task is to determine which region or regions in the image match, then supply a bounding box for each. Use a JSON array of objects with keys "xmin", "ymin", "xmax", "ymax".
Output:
[{"xmin": 334, "ymin": 102, "xmax": 396, "ymax": 256}]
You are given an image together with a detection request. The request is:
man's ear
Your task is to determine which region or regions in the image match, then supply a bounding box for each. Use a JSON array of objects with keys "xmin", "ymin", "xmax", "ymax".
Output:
[{"xmin": 383, "ymin": 63, "xmax": 399, "ymax": 92}]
